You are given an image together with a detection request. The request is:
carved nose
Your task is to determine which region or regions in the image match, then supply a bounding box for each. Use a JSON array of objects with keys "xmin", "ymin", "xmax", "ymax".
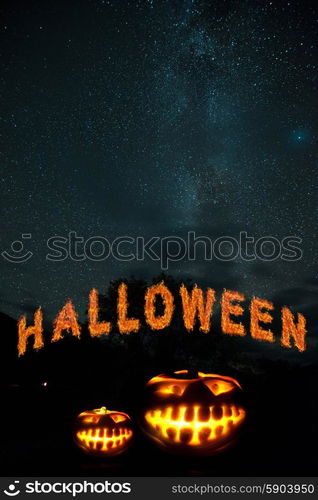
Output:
[{"xmin": 182, "ymin": 381, "xmax": 213, "ymax": 403}]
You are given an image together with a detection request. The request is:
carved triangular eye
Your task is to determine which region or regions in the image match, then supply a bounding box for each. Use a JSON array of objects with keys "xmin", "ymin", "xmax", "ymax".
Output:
[
  {"xmin": 156, "ymin": 384, "xmax": 186, "ymax": 396},
  {"xmin": 110, "ymin": 414, "xmax": 126, "ymax": 423},
  {"xmin": 82, "ymin": 416, "xmax": 100, "ymax": 424},
  {"xmin": 204, "ymin": 379, "xmax": 235, "ymax": 395}
]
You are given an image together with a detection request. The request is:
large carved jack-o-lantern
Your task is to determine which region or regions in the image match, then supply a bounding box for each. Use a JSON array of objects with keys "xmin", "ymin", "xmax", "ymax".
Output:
[
  {"xmin": 140, "ymin": 370, "xmax": 246, "ymax": 455},
  {"xmin": 74, "ymin": 407, "xmax": 133, "ymax": 457}
]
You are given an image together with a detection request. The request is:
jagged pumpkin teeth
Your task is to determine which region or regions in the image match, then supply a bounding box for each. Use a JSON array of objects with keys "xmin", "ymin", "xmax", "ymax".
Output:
[
  {"xmin": 199, "ymin": 427, "xmax": 212, "ymax": 442},
  {"xmin": 141, "ymin": 370, "xmax": 246, "ymax": 456},
  {"xmin": 167, "ymin": 427, "xmax": 177, "ymax": 440},
  {"xmin": 171, "ymin": 406, "xmax": 180, "ymax": 420},
  {"xmin": 73, "ymin": 407, "xmax": 133, "ymax": 457},
  {"xmin": 212, "ymin": 406, "xmax": 223, "ymax": 420},
  {"xmin": 215, "ymin": 426, "xmax": 223, "ymax": 437},
  {"xmin": 180, "ymin": 428, "xmax": 193, "ymax": 444},
  {"xmin": 185, "ymin": 406, "xmax": 195, "ymax": 422},
  {"xmin": 198, "ymin": 406, "xmax": 211, "ymax": 422},
  {"xmin": 233, "ymin": 406, "xmax": 239, "ymax": 417},
  {"xmin": 225, "ymin": 406, "xmax": 232, "ymax": 417},
  {"xmin": 165, "ymin": 407, "xmax": 173, "ymax": 418}
]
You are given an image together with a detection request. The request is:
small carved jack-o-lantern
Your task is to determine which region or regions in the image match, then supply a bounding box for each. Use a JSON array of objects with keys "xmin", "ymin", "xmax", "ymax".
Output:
[
  {"xmin": 140, "ymin": 370, "xmax": 246, "ymax": 455},
  {"xmin": 74, "ymin": 406, "xmax": 133, "ymax": 457}
]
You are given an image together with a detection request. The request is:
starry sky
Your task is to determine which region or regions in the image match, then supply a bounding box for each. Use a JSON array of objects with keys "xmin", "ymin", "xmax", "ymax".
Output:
[{"xmin": 1, "ymin": 0, "xmax": 318, "ymax": 328}]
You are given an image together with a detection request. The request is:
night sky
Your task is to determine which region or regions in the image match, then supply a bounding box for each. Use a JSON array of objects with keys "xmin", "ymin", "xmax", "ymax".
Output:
[{"xmin": 1, "ymin": 0, "xmax": 318, "ymax": 337}]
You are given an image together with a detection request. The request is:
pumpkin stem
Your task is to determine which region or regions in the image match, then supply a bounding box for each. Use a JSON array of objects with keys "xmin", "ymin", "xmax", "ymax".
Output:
[{"xmin": 100, "ymin": 406, "xmax": 107, "ymax": 414}]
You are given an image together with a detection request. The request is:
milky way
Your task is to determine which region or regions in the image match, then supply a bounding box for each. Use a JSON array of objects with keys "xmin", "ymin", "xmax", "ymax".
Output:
[{"xmin": 1, "ymin": 0, "xmax": 317, "ymax": 323}]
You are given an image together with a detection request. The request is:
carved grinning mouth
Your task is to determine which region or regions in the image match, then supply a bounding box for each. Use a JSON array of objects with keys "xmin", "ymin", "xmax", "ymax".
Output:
[
  {"xmin": 76, "ymin": 427, "xmax": 133, "ymax": 451},
  {"xmin": 145, "ymin": 405, "xmax": 245, "ymax": 446}
]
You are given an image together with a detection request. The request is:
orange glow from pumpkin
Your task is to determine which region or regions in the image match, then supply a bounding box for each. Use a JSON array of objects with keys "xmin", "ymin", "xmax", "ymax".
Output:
[
  {"xmin": 74, "ymin": 406, "xmax": 133, "ymax": 456},
  {"xmin": 141, "ymin": 370, "xmax": 246, "ymax": 455},
  {"xmin": 111, "ymin": 414, "xmax": 127, "ymax": 423},
  {"xmin": 147, "ymin": 371, "xmax": 241, "ymax": 389},
  {"xmin": 145, "ymin": 404, "xmax": 245, "ymax": 446},
  {"xmin": 156, "ymin": 383, "xmax": 188, "ymax": 396},
  {"xmin": 76, "ymin": 427, "xmax": 133, "ymax": 452},
  {"xmin": 203, "ymin": 379, "xmax": 236, "ymax": 396}
]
